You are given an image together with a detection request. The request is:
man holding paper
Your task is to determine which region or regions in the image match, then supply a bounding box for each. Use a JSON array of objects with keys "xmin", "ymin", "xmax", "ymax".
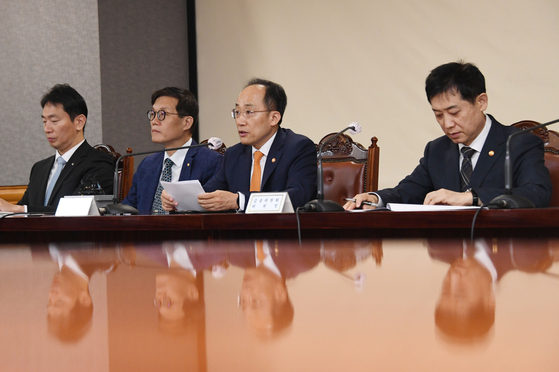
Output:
[
  {"xmin": 121, "ymin": 87, "xmax": 222, "ymax": 214},
  {"xmin": 344, "ymin": 61, "xmax": 552, "ymax": 210},
  {"xmin": 162, "ymin": 78, "xmax": 317, "ymax": 212}
]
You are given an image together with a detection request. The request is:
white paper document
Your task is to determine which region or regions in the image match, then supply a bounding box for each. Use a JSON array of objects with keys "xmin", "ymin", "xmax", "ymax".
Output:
[
  {"xmin": 161, "ymin": 180, "xmax": 207, "ymax": 212},
  {"xmin": 386, "ymin": 203, "xmax": 480, "ymax": 212}
]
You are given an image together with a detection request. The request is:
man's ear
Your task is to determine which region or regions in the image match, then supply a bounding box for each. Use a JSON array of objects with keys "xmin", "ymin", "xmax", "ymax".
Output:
[
  {"xmin": 78, "ymin": 290, "xmax": 92, "ymax": 307},
  {"xmin": 274, "ymin": 283, "xmax": 287, "ymax": 303},
  {"xmin": 183, "ymin": 116, "xmax": 194, "ymax": 131},
  {"xmin": 476, "ymin": 93, "xmax": 488, "ymax": 112},
  {"xmin": 74, "ymin": 114, "xmax": 86, "ymax": 132},
  {"xmin": 188, "ymin": 286, "xmax": 200, "ymax": 301},
  {"xmin": 269, "ymin": 111, "xmax": 281, "ymax": 128}
]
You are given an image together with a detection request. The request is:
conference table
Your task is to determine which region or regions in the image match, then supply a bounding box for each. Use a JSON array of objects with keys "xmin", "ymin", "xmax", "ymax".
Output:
[
  {"xmin": 1, "ymin": 235, "xmax": 558, "ymax": 371},
  {"xmin": 2, "ymin": 207, "xmax": 559, "ymax": 242}
]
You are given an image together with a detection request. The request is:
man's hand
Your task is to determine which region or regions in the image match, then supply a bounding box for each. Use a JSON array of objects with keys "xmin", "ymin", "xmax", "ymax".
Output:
[
  {"xmin": 343, "ymin": 193, "xmax": 379, "ymax": 210},
  {"xmin": 424, "ymin": 189, "xmax": 473, "ymax": 206},
  {"xmin": 0, "ymin": 198, "xmax": 25, "ymax": 213},
  {"xmin": 161, "ymin": 190, "xmax": 178, "ymax": 211},
  {"xmin": 198, "ymin": 191, "xmax": 239, "ymax": 211}
]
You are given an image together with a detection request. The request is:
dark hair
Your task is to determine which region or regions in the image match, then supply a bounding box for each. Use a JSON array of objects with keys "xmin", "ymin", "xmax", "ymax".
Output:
[
  {"xmin": 245, "ymin": 78, "xmax": 287, "ymax": 125},
  {"xmin": 435, "ymin": 302, "xmax": 494, "ymax": 341},
  {"xmin": 151, "ymin": 87, "xmax": 199, "ymax": 129},
  {"xmin": 41, "ymin": 84, "xmax": 88, "ymax": 131},
  {"xmin": 47, "ymin": 302, "xmax": 93, "ymax": 343},
  {"xmin": 425, "ymin": 61, "xmax": 486, "ymax": 104}
]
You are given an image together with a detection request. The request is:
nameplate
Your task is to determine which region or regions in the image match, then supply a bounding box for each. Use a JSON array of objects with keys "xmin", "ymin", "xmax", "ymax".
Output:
[
  {"xmin": 246, "ymin": 192, "xmax": 294, "ymax": 214},
  {"xmin": 55, "ymin": 196, "xmax": 100, "ymax": 216}
]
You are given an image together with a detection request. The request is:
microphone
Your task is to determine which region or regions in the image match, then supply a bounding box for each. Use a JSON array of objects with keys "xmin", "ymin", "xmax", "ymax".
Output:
[
  {"xmin": 102, "ymin": 137, "xmax": 223, "ymax": 215},
  {"xmin": 489, "ymin": 118, "xmax": 559, "ymax": 209},
  {"xmin": 304, "ymin": 122, "xmax": 362, "ymax": 212}
]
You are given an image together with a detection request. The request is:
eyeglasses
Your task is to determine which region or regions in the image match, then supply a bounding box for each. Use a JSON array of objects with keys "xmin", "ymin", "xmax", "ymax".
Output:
[
  {"xmin": 231, "ymin": 108, "xmax": 271, "ymax": 119},
  {"xmin": 147, "ymin": 109, "xmax": 180, "ymax": 121},
  {"xmin": 237, "ymin": 295, "xmax": 265, "ymax": 309}
]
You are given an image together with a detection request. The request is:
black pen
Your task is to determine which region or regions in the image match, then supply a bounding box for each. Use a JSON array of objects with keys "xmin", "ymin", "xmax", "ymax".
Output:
[{"xmin": 344, "ymin": 198, "xmax": 378, "ymax": 207}]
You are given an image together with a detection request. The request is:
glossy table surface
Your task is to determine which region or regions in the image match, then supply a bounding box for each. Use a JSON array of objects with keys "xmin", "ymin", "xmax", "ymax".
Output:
[{"xmin": 1, "ymin": 237, "xmax": 559, "ymax": 371}]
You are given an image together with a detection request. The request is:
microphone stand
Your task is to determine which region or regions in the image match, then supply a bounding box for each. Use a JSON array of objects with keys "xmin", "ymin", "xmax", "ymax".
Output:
[
  {"xmin": 304, "ymin": 126, "xmax": 358, "ymax": 212},
  {"xmin": 489, "ymin": 118, "xmax": 559, "ymax": 209},
  {"xmin": 103, "ymin": 142, "xmax": 217, "ymax": 215}
]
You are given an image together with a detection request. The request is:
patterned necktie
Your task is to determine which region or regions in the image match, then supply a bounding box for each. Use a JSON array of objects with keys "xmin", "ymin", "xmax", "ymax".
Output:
[
  {"xmin": 44, "ymin": 157, "xmax": 66, "ymax": 206},
  {"xmin": 460, "ymin": 146, "xmax": 476, "ymax": 191},
  {"xmin": 250, "ymin": 151, "xmax": 264, "ymax": 192},
  {"xmin": 151, "ymin": 158, "xmax": 174, "ymax": 214}
]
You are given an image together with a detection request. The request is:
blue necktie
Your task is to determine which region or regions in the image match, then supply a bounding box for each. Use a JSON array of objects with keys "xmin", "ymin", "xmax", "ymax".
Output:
[
  {"xmin": 151, "ymin": 158, "xmax": 174, "ymax": 214},
  {"xmin": 44, "ymin": 157, "xmax": 66, "ymax": 206},
  {"xmin": 460, "ymin": 146, "xmax": 476, "ymax": 191}
]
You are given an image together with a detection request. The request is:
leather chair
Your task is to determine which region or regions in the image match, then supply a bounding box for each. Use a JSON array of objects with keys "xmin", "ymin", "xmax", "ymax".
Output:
[
  {"xmin": 317, "ymin": 133, "xmax": 380, "ymax": 206},
  {"xmin": 511, "ymin": 120, "xmax": 559, "ymax": 207},
  {"xmin": 93, "ymin": 144, "xmax": 134, "ymax": 202}
]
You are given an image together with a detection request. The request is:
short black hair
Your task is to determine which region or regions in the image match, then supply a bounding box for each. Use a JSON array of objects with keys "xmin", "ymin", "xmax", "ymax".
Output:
[
  {"xmin": 425, "ymin": 61, "xmax": 486, "ymax": 104},
  {"xmin": 245, "ymin": 78, "xmax": 287, "ymax": 125},
  {"xmin": 151, "ymin": 87, "xmax": 199, "ymax": 129},
  {"xmin": 41, "ymin": 84, "xmax": 88, "ymax": 131}
]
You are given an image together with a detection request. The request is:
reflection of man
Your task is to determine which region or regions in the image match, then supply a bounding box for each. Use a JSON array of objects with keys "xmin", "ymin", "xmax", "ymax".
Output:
[
  {"xmin": 0, "ymin": 84, "xmax": 114, "ymax": 213},
  {"xmin": 162, "ymin": 78, "xmax": 317, "ymax": 212},
  {"xmin": 345, "ymin": 61, "xmax": 551, "ymax": 210},
  {"xmin": 46, "ymin": 244, "xmax": 119, "ymax": 342},
  {"xmin": 229, "ymin": 240, "xmax": 320, "ymax": 336},
  {"xmin": 429, "ymin": 238, "xmax": 554, "ymax": 340},
  {"xmin": 321, "ymin": 239, "xmax": 382, "ymax": 272},
  {"xmin": 137, "ymin": 241, "xmax": 226, "ymax": 333},
  {"xmin": 122, "ymin": 87, "xmax": 222, "ymax": 214}
]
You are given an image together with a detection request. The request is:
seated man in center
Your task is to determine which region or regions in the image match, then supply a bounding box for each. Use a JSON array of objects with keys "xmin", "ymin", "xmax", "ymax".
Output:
[
  {"xmin": 162, "ymin": 78, "xmax": 317, "ymax": 212},
  {"xmin": 122, "ymin": 87, "xmax": 223, "ymax": 214}
]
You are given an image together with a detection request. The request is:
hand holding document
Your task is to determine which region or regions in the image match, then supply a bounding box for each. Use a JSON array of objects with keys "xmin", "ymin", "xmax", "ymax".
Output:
[{"xmin": 161, "ymin": 180, "xmax": 207, "ymax": 212}]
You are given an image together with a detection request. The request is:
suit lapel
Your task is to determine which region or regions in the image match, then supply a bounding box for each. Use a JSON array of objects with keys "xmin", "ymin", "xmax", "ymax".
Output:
[
  {"xmin": 443, "ymin": 141, "xmax": 461, "ymax": 191},
  {"xmin": 179, "ymin": 140, "xmax": 198, "ymax": 181},
  {"xmin": 39, "ymin": 156, "xmax": 56, "ymax": 197},
  {"xmin": 48, "ymin": 141, "xmax": 89, "ymax": 203},
  {"xmin": 261, "ymin": 129, "xmax": 285, "ymax": 189},
  {"xmin": 471, "ymin": 119, "xmax": 506, "ymax": 187},
  {"xmin": 238, "ymin": 145, "xmax": 252, "ymax": 191}
]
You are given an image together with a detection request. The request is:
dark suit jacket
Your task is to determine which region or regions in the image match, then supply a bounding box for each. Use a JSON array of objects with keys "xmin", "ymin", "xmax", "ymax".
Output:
[
  {"xmin": 376, "ymin": 115, "xmax": 552, "ymax": 207},
  {"xmin": 121, "ymin": 141, "xmax": 223, "ymax": 214},
  {"xmin": 18, "ymin": 141, "xmax": 114, "ymax": 213},
  {"xmin": 204, "ymin": 128, "xmax": 317, "ymax": 210}
]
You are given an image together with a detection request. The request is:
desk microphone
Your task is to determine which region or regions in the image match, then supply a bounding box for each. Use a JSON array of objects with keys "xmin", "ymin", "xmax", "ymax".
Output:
[
  {"xmin": 102, "ymin": 137, "xmax": 223, "ymax": 215},
  {"xmin": 489, "ymin": 118, "xmax": 559, "ymax": 209},
  {"xmin": 304, "ymin": 122, "xmax": 362, "ymax": 212}
]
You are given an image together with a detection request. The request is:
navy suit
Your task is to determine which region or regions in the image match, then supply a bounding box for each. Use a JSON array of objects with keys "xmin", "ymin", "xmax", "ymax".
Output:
[
  {"xmin": 377, "ymin": 115, "xmax": 552, "ymax": 207},
  {"xmin": 18, "ymin": 140, "xmax": 114, "ymax": 213},
  {"xmin": 122, "ymin": 141, "xmax": 223, "ymax": 214},
  {"xmin": 204, "ymin": 128, "xmax": 317, "ymax": 210}
]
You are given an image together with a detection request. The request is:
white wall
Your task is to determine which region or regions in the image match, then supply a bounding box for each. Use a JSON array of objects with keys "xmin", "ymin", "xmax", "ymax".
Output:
[{"xmin": 197, "ymin": 0, "xmax": 559, "ymax": 189}]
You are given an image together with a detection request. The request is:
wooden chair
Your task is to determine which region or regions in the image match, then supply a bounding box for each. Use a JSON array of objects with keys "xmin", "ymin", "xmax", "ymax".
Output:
[
  {"xmin": 200, "ymin": 138, "xmax": 227, "ymax": 155},
  {"xmin": 511, "ymin": 120, "xmax": 559, "ymax": 207},
  {"xmin": 317, "ymin": 133, "xmax": 380, "ymax": 206},
  {"xmin": 93, "ymin": 144, "xmax": 134, "ymax": 202}
]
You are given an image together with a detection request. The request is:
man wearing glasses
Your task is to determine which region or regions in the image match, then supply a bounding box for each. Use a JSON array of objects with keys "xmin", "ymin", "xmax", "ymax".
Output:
[
  {"xmin": 162, "ymin": 78, "xmax": 316, "ymax": 212},
  {"xmin": 121, "ymin": 87, "xmax": 222, "ymax": 214}
]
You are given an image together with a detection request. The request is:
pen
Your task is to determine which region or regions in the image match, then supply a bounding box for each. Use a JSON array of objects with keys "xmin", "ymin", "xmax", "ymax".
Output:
[{"xmin": 344, "ymin": 198, "xmax": 378, "ymax": 207}]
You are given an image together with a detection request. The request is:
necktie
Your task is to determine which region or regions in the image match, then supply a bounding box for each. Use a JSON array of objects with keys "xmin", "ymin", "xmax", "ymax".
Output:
[
  {"xmin": 44, "ymin": 157, "xmax": 66, "ymax": 206},
  {"xmin": 256, "ymin": 240, "xmax": 265, "ymax": 262},
  {"xmin": 460, "ymin": 146, "xmax": 476, "ymax": 191},
  {"xmin": 250, "ymin": 151, "xmax": 264, "ymax": 192},
  {"xmin": 151, "ymin": 158, "xmax": 174, "ymax": 214}
]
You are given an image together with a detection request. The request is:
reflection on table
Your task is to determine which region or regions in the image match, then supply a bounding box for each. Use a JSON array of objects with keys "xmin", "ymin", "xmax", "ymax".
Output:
[{"xmin": 1, "ymin": 238, "xmax": 559, "ymax": 371}]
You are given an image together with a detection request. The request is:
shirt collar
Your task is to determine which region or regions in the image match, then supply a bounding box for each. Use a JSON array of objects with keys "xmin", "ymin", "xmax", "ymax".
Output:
[
  {"xmin": 56, "ymin": 139, "xmax": 85, "ymax": 163},
  {"xmin": 164, "ymin": 137, "xmax": 192, "ymax": 169},
  {"xmin": 459, "ymin": 114, "xmax": 491, "ymax": 153},
  {"xmin": 252, "ymin": 131, "xmax": 277, "ymax": 158}
]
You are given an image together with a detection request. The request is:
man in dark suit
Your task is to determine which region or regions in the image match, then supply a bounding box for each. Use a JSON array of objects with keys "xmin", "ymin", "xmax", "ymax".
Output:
[
  {"xmin": 121, "ymin": 87, "xmax": 222, "ymax": 214},
  {"xmin": 161, "ymin": 78, "xmax": 317, "ymax": 212},
  {"xmin": 0, "ymin": 84, "xmax": 114, "ymax": 213},
  {"xmin": 344, "ymin": 61, "xmax": 552, "ymax": 209}
]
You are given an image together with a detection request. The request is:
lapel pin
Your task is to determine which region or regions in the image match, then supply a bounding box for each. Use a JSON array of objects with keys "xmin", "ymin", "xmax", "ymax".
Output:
[
  {"xmin": 488, "ymin": 151, "xmax": 494, "ymax": 156},
  {"xmin": 187, "ymin": 163, "xmax": 190, "ymax": 167},
  {"xmin": 272, "ymin": 158, "xmax": 276, "ymax": 163}
]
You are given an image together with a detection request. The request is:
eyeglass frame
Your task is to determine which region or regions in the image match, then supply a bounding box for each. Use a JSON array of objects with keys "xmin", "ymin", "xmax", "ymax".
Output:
[
  {"xmin": 147, "ymin": 109, "xmax": 182, "ymax": 121},
  {"xmin": 231, "ymin": 108, "xmax": 272, "ymax": 120}
]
